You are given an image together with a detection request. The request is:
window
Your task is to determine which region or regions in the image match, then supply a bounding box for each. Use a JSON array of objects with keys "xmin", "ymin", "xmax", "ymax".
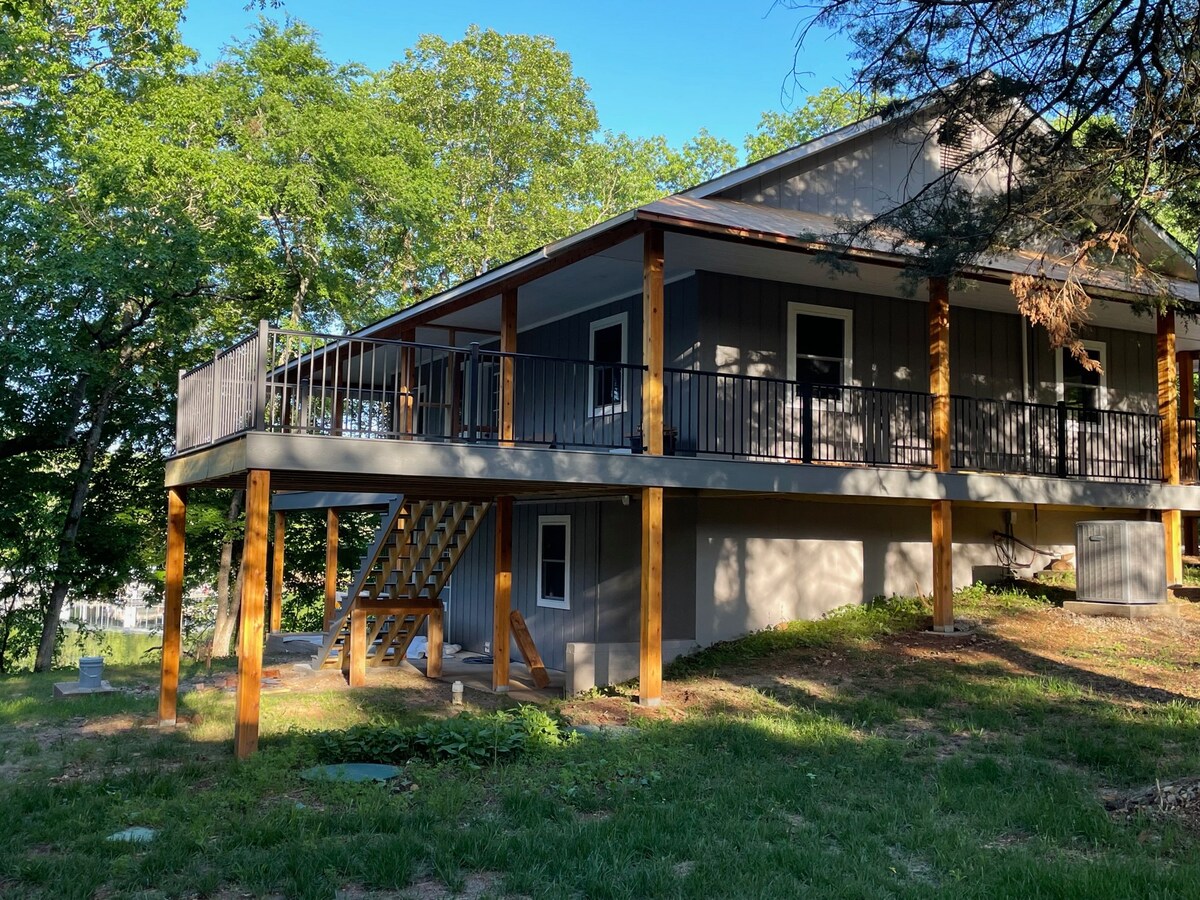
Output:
[
  {"xmin": 589, "ymin": 313, "xmax": 627, "ymax": 415},
  {"xmin": 786, "ymin": 302, "xmax": 853, "ymax": 386},
  {"xmin": 536, "ymin": 515, "xmax": 571, "ymax": 609},
  {"xmin": 1056, "ymin": 342, "xmax": 1107, "ymax": 412}
]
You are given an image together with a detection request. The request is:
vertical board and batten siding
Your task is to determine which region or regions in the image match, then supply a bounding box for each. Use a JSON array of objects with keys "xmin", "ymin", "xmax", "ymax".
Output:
[
  {"xmin": 445, "ymin": 498, "xmax": 698, "ymax": 672},
  {"xmin": 714, "ymin": 117, "xmax": 1013, "ymax": 221},
  {"xmin": 697, "ymin": 271, "xmax": 929, "ymax": 390},
  {"xmin": 1029, "ymin": 324, "xmax": 1157, "ymax": 412},
  {"xmin": 950, "ymin": 307, "xmax": 1025, "ymax": 399}
]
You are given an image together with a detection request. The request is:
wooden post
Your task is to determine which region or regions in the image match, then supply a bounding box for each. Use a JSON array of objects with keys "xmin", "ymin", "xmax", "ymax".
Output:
[
  {"xmin": 642, "ymin": 229, "xmax": 665, "ymax": 454},
  {"xmin": 399, "ymin": 326, "xmax": 415, "ymax": 439},
  {"xmin": 509, "ymin": 610, "xmax": 550, "ymax": 689},
  {"xmin": 931, "ymin": 500, "xmax": 954, "ymax": 632},
  {"xmin": 500, "ymin": 289, "xmax": 517, "ymax": 445},
  {"xmin": 928, "ymin": 277, "xmax": 954, "ymax": 632},
  {"xmin": 639, "ymin": 486, "xmax": 664, "ymax": 707},
  {"xmin": 347, "ymin": 608, "xmax": 366, "ymax": 688},
  {"xmin": 234, "ymin": 469, "xmax": 270, "ymax": 759},
  {"xmin": 158, "ymin": 487, "xmax": 187, "ymax": 726},
  {"xmin": 492, "ymin": 496, "xmax": 513, "ymax": 692},
  {"xmin": 427, "ymin": 605, "xmax": 443, "ymax": 678},
  {"xmin": 269, "ymin": 511, "xmax": 284, "ymax": 633},
  {"xmin": 324, "ymin": 508, "xmax": 339, "ymax": 630},
  {"xmin": 1159, "ymin": 312, "xmax": 1183, "ymax": 585},
  {"xmin": 929, "ymin": 277, "xmax": 951, "ymax": 473},
  {"xmin": 1180, "ymin": 351, "xmax": 1196, "ymax": 484}
]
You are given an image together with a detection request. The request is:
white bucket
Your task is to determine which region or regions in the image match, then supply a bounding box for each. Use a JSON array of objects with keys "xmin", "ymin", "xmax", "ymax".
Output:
[{"xmin": 79, "ymin": 656, "xmax": 104, "ymax": 688}]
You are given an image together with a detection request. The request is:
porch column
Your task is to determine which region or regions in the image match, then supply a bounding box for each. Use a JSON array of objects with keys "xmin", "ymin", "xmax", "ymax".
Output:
[
  {"xmin": 158, "ymin": 487, "xmax": 187, "ymax": 726},
  {"xmin": 500, "ymin": 289, "xmax": 517, "ymax": 446},
  {"xmin": 235, "ymin": 469, "xmax": 270, "ymax": 759},
  {"xmin": 639, "ymin": 228, "xmax": 665, "ymax": 705},
  {"xmin": 929, "ymin": 276, "xmax": 954, "ymax": 631},
  {"xmin": 1180, "ymin": 351, "xmax": 1198, "ymax": 553},
  {"xmin": 399, "ymin": 326, "xmax": 415, "ymax": 438},
  {"xmin": 269, "ymin": 511, "xmax": 284, "ymax": 634},
  {"xmin": 492, "ymin": 496, "xmax": 513, "ymax": 692},
  {"xmin": 1158, "ymin": 312, "xmax": 1183, "ymax": 585},
  {"xmin": 323, "ymin": 508, "xmax": 339, "ymax": 630}
]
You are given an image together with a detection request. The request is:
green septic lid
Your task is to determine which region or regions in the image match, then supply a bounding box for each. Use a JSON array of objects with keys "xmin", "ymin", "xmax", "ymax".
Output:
[{"xmin": 300, "ymin": 763, "xmax": 402, "ymax": 783}]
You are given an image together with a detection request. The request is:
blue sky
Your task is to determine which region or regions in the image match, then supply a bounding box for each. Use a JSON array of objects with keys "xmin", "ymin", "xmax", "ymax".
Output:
[{"xmin": 178, "ymin": 0, "xmax": 856, "ymax": 152}]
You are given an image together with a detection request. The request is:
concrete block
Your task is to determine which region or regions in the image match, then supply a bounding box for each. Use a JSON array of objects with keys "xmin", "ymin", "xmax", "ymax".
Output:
[
  {"xmin": 565, "ymin": 640, "xmax": 698, "ymax": 695},
  {"xmin": 53, "ymin": 680, "xmax": 118, "ymax": 699},
  {"xmin": 1063, "ymin": 600, "xmax": 1180, "ymax": 619}
]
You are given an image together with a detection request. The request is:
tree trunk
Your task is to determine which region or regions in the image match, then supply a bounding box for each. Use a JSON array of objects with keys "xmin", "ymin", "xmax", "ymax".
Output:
[
  {"xmin": 210, "ymin": 489, "xmax": 244, "ymax": 657},
  {"xmin": 33, "ymin": 385, "xmax": 116, "ymax": 671}
]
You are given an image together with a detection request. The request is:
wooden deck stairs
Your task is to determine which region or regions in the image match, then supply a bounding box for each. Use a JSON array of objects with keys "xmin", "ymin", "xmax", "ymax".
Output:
[{"xmin": 315, "ymin": 495, "xmax": 491, "ymax": 673}]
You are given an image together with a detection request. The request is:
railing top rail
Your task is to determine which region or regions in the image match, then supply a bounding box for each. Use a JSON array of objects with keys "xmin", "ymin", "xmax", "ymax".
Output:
[{"xmin": 179, "ymin": 332, "xmax": 259, "ymax": 379}]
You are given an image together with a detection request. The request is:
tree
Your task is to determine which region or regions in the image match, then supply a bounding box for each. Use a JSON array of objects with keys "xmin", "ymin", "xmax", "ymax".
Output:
[
  {"xmin": 386, "ymin": 26, "xmax": 601, "ymax": 288},
  {"xmin": 206, "ymin": 20, "xmax": 435, "ymax": 331},
  {"xmin": 744, "ymin": 87, "xmax": 880, "ymax": 162},
  {"xmin": 783, "ymin": 0, "xmax": 1200, "ymax": 357}
]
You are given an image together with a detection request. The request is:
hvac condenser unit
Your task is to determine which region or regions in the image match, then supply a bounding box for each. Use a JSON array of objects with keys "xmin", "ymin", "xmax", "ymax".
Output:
[{"xmin": 1075, "ymin": 521, "xmax": 1167, "ymax": 604}]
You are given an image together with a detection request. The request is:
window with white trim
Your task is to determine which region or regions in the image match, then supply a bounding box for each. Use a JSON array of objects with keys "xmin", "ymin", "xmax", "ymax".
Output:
[
  {"xmin": 536, "ymin": 515, "xmax": 571, "ymax": 609},
  {"xmin": 588, "ymin": 312, "xmax": 627, "ymax": 416},
  {"xmin": 786, "ymin": 302, "xmax": 853, "ymax": 386},
  {"xmin": 1056, "ymin": 342, "xmax": 1107, "ymax": 412}
]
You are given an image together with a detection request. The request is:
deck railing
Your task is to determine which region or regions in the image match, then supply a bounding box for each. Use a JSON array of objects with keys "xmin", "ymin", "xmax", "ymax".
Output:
[
  {"xmin": 175, "ymin": 324, "xmax": 1171, "ymax": 485},
  {"xmin": 663, "ymin": 368, "xmax": 932, "ymax": 467},
  {"xmin": 951, "ymin": 396, "xmax": 1163, "ymax": 483}
]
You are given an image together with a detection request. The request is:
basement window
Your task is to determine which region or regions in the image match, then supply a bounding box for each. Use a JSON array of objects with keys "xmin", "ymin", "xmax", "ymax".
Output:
[{"xmin": 536, "ymin": 515, "xmax": 571, "ymax": 610}]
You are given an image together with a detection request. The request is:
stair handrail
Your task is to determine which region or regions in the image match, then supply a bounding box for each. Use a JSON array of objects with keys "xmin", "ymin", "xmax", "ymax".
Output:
[{"xmin": 342, "ymin": 494, "xmax": 405, "ymax": 608}]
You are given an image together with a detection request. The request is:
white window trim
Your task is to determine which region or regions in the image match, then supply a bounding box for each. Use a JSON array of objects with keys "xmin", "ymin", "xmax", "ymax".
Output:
[
  {"xmin": 536, "ymin": 515, "xmax": 571, "ymax": 610},
  {"xmin": 1054, "ymin": 340, "xmax": 1107, "ymax": 409},
  {"xmin": 588, "ymin": 312, "xmax": 628, "ymax": 418},
  {"xmin": 785, "ymin": 301, "xmax": 853, "ymax": 386}
]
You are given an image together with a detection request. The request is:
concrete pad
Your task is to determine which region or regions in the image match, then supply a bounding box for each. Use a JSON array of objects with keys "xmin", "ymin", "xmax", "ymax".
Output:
[
  {"xmin": 1063, "ymin": 600, "xmax": 1180, "ymax": 619},
  {"xmin": 404, "ymin": 657, "xmax": 564, "ymax": 703},
  {"xmin": 53, "ymin": 681, "xmax": 118, "ymax": 699}
]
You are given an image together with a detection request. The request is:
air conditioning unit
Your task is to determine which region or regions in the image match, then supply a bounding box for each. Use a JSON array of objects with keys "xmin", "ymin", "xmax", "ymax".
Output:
[{"xmin": 1075, "ymin": 521, "xmax": 1167, "ymax": 604}]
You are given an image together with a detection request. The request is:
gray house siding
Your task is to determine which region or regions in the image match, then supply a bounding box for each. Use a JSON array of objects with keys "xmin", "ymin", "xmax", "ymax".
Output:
[{"xmin": 445, "ymin": 496, "xmax": 698, "ymax": 672}]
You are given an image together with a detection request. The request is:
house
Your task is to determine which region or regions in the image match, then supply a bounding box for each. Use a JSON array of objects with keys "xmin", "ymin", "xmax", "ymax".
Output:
[{"xmin": 158, "ymin": 103, "xmax": 1200, "ymax": 757}]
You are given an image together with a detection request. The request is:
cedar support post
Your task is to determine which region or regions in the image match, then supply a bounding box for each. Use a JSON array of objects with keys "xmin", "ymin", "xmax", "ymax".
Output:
[
  {"xmin": 399, "ymin": 326, "xmax": 416, "ymax": 438},
  {"xmin": 500, "ymin": 289, "xmax": 517, "ymax": 445},
  {"xmin": 347, "ymin": 608, "xmax": 366, "ymax": 688},
  {"xmin": 639, "ymin": 228, "xmax": 665, "ymax": 706},
  {"xmin": 639, "ymin": 486, "xmax": 664, "ymax": 707},
  {"xmin": 234, "ymin": 469, "xmax": 270, "ymax": 759},
  {"xmin": 427, "ymin": 606, "xmax": 443, "ymax": 678},
  {"xmin": 1179, "ymin": 351, "xmax": 1197, "ymax": 554},
  {"xmin": 492, "ymin": 496, "xmax": 513, "ymax": 692},
  {"xmin": 269, "ymin": 511, "xmax": 284, "ymax": 633},
  {"xmin": 1159, "ymin": 312, "xmax": 1183, "ymax": 586},
  {"xmin": 324, "ymin": 508, "xmax": 339, "ymax": 631},
  {"xmin": 929, "ymin": 277, "xmax": 955, "ymax": 631},
  {"xmin": 158, "ymin": 487, "xmax": 187, "ymax": 726}
]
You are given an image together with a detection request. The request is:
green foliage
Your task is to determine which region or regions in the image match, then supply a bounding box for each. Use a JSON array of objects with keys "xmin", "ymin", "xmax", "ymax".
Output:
[
  {"xmin": 312, "ymin": 706, "xmax": 571, "ymax": 768},
  {"xmin": 666, "ymin": 594, "xmax": 930, "ymax": 677},
  {"xmin": 744, "ymin": 87, "xmax": 882, "ymax": 162}
]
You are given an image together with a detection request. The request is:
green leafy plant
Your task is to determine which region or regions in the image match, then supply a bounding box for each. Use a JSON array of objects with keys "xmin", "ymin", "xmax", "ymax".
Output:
[{"xmin": 312, "ymin": 706, "xmax": 570, "ymax": 769}]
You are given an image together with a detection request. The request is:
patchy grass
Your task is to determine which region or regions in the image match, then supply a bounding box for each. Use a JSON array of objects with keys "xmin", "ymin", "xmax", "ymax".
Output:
[{"xmin": 3, "ymin": 589, "xmax": 1200, "ymax": 898}]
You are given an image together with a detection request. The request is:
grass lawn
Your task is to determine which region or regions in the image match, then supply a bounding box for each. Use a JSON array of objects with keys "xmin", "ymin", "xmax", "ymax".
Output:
[{"xmin": 3, "ymin": 586, "xmax": 1200, "ymax": 898}]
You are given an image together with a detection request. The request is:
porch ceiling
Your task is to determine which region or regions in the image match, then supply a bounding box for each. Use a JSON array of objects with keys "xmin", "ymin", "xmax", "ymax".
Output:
[{"xmin": 418, "ymin": 231, "xmax": 1200, "ymax": 352}]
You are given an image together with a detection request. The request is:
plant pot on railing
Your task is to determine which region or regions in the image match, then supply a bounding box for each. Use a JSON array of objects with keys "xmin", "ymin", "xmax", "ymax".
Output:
[{"xmin": 629, "ymin": 426, "xmax": 678, "ymax": 456}]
